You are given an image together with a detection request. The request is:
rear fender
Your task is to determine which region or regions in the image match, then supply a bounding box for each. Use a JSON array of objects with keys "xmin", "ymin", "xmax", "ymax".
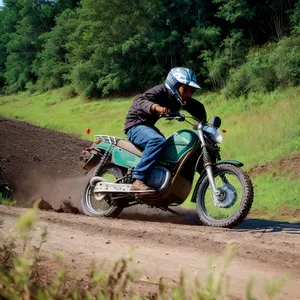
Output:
[
  {"xmin": 82, "ymin": 141, "xmax": 113, "ymax": 171},
  {"xmin": 83, "ymin": 153, "xmax": 101, "ymax": 171},
  {"xmin": 190, "ymin": 160, "xmax": 244, "ymax": 203}
]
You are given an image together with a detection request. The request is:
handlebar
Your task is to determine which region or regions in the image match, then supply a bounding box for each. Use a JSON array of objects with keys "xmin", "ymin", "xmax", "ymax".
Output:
[
  {"xmin": 159, "ymin": 112, "xmax": 215, "ymax": 128},
  {"xmin": 159, "ymin": 112, "xmax": 185, "ymax": 122}
]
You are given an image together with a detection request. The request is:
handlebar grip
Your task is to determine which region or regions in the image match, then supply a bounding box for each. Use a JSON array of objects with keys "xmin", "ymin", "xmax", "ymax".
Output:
[
  {"xmin": 159, "ymin": 112, "xmax": 184, "ymax": 117},
  {"xmin": 159, "ymin": 112, "xmax": 185, "ymax": 121}
]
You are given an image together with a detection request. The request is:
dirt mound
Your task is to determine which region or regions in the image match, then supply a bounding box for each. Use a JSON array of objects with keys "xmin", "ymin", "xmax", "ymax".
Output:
[
  {"xmin": 249, "ymin": 154, "xmax": 300, "ymax": 178},
  {"xmin": 0, "ymin": 117, "xmax": 90, "ymax": 208}
]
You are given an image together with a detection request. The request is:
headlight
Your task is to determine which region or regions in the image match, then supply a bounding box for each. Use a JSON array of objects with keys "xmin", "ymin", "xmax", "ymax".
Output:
[
  {"xmin": 215, "ymin": 129, "xmax": 223, "ymax": 143},
  {"xmin": 202, "ymin": 126, "xmax": 224, "ymax": 144}
]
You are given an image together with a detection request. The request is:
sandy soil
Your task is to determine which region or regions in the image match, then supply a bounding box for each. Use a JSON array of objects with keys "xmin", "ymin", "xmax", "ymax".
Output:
[{"xmin": 0, "ymin": 116, "xmax": 300, "ymax": 299}]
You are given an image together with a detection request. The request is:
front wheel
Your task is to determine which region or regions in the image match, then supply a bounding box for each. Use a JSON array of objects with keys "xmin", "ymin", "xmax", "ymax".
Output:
[
  {"xmin": 81, "ymin": 164, "xmax": 124, "ymax": 218},
  {"xmin": 196, "ymin": 164, "xmax": 254, "ymax": 228}
]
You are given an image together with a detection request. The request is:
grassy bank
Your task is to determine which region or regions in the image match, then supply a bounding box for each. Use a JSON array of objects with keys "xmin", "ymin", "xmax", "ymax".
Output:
[{"xmin": 0, "ymin": 87, "xmax": 299, "ymax": 220}]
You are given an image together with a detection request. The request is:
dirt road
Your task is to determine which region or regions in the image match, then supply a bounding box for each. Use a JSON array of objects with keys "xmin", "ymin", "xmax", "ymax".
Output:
[{"xmin": 1, "ymin": 205, "xmax": 299, "ymax": 299}]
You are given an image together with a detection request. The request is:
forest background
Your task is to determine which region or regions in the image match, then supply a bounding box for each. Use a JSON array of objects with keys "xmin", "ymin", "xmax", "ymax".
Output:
[{"xmin": 0, "ymin": 0, "xmax": 299, "ymax": 98}]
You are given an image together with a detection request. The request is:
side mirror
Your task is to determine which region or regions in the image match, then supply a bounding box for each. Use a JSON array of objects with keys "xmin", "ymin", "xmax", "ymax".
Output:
[{"xmin": 211, "ymin": 116, "xmax": 221, "ymax": 128}]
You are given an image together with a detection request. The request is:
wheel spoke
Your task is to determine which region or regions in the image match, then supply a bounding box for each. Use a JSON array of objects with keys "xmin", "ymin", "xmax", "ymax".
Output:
[
  {"xmin": 196, "ymin": 164, "xmax": 253, "ymax": 227},
  {"xmin": 82, "ymin": 165, "xmax": 124, "ymax": 217},
  {"xmin": 202, "ymin": 172, "xmax": 242, "ymax": 220},
  {"xmin": 87, "ymin": 188, "xmax": 112, "ymax": 212}
]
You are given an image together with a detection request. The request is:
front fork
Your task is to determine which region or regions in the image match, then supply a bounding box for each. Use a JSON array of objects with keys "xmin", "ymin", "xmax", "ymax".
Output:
[{"xmin": 197, "ymin": 125, "xmax": 222, "ymax": 205}]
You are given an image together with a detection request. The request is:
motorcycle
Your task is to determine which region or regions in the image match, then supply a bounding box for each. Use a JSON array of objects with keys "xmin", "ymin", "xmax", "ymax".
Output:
[{"xmin": 80, "ymin": 113, "xmax": 254, "ymax": 228}]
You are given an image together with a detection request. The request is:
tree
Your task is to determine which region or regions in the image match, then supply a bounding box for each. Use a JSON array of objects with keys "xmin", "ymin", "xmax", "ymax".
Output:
[
  {"xmin": 2, "ymin": 0, "xmax": 77, "ymax": 93},
  {"xmin": 0, "ymin": 0, "xmax": 22, "ymax": 92},
  {"xmin": 289, "ymin": 0, "xmax": 300, "ymax": 33},
  {"xmin": 34, "ymin": 9, "xmax": 78, "ymax": 91},
  {"xmin": 65, "ymin": 0, "xmax": 166, "ymax": 96}
]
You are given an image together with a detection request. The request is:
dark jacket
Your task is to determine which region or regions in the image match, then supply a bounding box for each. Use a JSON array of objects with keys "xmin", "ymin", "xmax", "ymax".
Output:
[{"xmin": 124, "ymin": 84, "xmax": 207, "ymax": 133}]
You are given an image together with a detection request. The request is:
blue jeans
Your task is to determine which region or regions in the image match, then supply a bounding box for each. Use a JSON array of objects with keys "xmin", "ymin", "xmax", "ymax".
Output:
[{"xmin": 126, "ymin": 125, "xmax": 167, "ymax": 181}]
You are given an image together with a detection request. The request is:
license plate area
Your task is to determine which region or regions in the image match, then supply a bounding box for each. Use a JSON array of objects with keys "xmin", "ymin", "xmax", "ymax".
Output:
[{"xmin": 83, "ymin": 154, "xmax": 101, "ymax": 171}]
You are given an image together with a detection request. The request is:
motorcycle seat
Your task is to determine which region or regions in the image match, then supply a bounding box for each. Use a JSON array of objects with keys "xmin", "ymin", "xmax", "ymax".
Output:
[{"xmin": 117, "ymin": 139, "xmax": 142, "ymax": 157}]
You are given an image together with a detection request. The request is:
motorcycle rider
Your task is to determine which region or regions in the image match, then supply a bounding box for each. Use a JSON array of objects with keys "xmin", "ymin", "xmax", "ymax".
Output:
[{"xmin": 124, "ymin": 67, "xmax": 207, "ymax": 192}]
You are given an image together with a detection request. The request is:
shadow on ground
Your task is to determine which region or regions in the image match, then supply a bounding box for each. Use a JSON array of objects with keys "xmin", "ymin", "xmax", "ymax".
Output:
[
  {"xmin": 119, "ymin": 206, "xmax": 201, "ymax": 225},
  {"xmin": 119, "ymin": 206, "xmax": 300, "ymax": 233},
  {"xmin": 237, "ymin": 218, "xmax": 300, "ymax": 233}
]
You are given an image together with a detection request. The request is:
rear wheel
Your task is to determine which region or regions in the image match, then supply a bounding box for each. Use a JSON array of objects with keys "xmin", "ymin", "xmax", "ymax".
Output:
[
  {"xmin": 196, "ymin": 164, "xmax": 254, "ymax": 228},
  {"xmin": 81, "ymin": 164, "xmax": 124, "ymax": 217}
]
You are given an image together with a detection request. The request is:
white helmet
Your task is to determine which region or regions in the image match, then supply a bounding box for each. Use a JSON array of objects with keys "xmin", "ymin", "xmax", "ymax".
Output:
[{"xmin": 165, "ymin": 67, "xmax": 201, "ymax": 105}]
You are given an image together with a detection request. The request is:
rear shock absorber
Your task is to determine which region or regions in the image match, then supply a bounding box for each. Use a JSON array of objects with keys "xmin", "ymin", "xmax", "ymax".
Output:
[{"xmin": 94, "ymin": 150, "xmax": 110, "ymax": 174}]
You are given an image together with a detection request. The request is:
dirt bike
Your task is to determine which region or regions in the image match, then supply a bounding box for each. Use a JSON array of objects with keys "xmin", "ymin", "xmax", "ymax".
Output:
[{"xmin": 80, "ymin": 113, "xmax": 254, "ymax": 228}]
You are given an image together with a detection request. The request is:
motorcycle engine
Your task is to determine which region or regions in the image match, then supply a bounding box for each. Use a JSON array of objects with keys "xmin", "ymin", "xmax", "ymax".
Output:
[{"xmin": 145, "ymin": 165, "xmax": 171, "ymax": 192}]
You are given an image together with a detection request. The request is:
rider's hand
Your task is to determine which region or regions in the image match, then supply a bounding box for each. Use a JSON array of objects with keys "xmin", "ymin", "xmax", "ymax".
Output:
[{"xmin": 153, "ymin": 104, "xmax": 170, "ymax": 114}]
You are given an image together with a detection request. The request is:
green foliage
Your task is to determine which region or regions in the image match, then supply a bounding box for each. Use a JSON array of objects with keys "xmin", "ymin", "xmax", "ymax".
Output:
[
  {"xmin": 1, "ymin": 0, "xmax": 76, "ymax": 94},
  {"xmin": 0, "ymin": 196, "xmax": 15, "ymax": 205},
  {"xmin": 14, "ymin": 201, "xmax": 38, "ymax": 233},
  {"xmin": 223, "ymin": 35, "xmax": 300, "ymax": 98},
  {"xmin": 290, "ymin": 0, "xmax": 300, "ymax": 33},
  {"xmin": 208, "ymin": 29, "xmax": 248, "ymax": 89},
  {"xmin": 63, "ymin": 0, "xmax": 170, "ymax": 96},
  {"xmin": 0, "ymin": 0, "xmax": 298, "ymax": 97},
  {"xmin": 185, "ymin": 26, "xmax": 222, "ymax": 88},
  {"xmin": 223, "ymin": 49, "xmax": 275, "ymax": 98},
  {"xmin": 34, "ymin": 9, "xmax": 77, "ymax": 91},
  {"xmin": 213, "ymin": 0, "xmax": 255, "ymax": 23},
  {"xmin": 0, "ymin": 73, "xmax": 5, "ymax": 94},
  {"xmin": 269, "ymin": 35, "xmax": 300, "ymax": 86}
]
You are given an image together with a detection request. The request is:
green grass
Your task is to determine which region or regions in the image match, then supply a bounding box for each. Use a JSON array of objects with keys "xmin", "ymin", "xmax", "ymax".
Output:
[
  {"xmin": 201, "ymin": 88, "xmax": 300, "ymax": 168},
  {"xmin": 250, "ymin": 172, "xmax": 300, "ymax": 221},
  {"xmin": 0, "ymin": 86, "xmax": 300, "ymax": 220},
  {"xmin": 0, "ymin": 89, "xmax": 132, "ymax": 139},
  {"xmin": 0, "ymin": 196, "xmax": 15, "ymax": 206}
]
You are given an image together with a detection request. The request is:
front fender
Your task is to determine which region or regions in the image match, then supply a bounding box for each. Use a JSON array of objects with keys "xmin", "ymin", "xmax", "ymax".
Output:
[
  {"xmin": 190, "ymin": 159, "xmax": 244, "ymax": 203},
  {"xmin": 216, "ymin": 159, "xmax": 244, "ymax": 167}
]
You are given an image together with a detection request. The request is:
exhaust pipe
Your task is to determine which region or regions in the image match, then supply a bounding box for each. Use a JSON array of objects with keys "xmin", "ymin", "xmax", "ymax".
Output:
[{"xmin": 90, "ymin": 176, "xmax": 106, "ymax": 187}]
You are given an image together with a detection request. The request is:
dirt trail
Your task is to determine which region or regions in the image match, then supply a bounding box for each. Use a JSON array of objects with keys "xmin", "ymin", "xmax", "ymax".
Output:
[
  {"xmin": 1, "ymin": 205, "xmax": 300, "ymax": 299},
  {"xmin": 1, "ymin": 116, "xmax": 300, "ymax": 299}
]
